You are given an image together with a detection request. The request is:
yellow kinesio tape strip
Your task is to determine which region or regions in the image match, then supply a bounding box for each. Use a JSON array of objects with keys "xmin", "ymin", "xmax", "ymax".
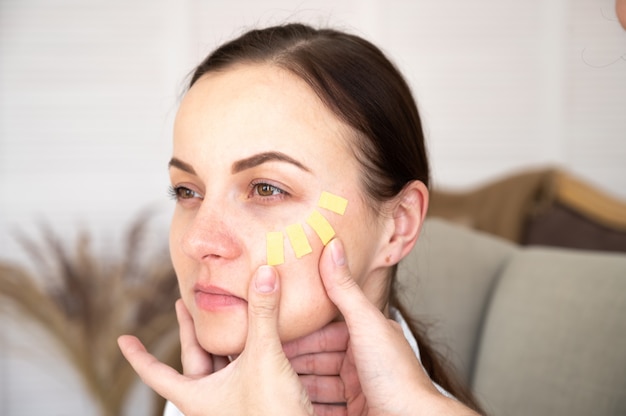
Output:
[
  {"xmin": 318, "ymin": 191, "xmax": 348, "ymax": 215},
  {"xmin": 286, "ymin": 223, "xmax": 313, "ymax": 258},
  {"xmin": 266, "ymin": 231, "xmax": 284, "ymax": 266},
  {"xmin": 306, "ymin": 210, "xmax": 335, "ymax": 245}
]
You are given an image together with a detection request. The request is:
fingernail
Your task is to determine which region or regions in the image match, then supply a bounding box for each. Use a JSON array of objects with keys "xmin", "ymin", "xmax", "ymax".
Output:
[
  {"xmin": 330, "ymin": 239, "xmax": 346, "ymax": 266},
  {"xmin": 255, "ymin": 265, "xmax": 277, "ymax": 293}
]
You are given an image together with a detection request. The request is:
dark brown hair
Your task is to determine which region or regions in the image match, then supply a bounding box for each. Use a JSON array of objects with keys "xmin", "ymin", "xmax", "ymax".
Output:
[{"xmin": 188, "ymin": 23, "xmax": 482, "ymax": 413}]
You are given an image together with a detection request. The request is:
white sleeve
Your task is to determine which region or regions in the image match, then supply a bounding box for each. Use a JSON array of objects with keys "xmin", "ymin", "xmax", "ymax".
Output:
[{"xmin": 163, "ymin": 400, "xmax": 184, "ymax": 416}]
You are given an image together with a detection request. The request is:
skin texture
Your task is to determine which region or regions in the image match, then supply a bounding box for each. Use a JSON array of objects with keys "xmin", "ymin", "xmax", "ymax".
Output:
[{"xmin": 168, "ymin": 64, "xmax": 394, "ymax": 356}]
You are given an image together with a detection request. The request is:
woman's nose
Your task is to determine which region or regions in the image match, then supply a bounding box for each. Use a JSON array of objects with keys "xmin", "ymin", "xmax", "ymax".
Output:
[{"xmin": 180, "ymin": 205, "xmax": 243, "ymax": 262}]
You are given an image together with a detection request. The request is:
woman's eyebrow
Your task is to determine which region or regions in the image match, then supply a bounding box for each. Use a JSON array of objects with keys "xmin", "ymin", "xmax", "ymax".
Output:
[
  {"xmin": 231, "ymin": 151, "xmax": 311, "ymax": 174},
  {"xmin": 168, "ymin": 157, "xmax": 196, "ymax": 174}
]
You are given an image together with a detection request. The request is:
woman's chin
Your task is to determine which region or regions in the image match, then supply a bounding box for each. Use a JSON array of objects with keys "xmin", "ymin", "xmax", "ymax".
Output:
[
  {"xmin": 192, "ymin": 307, "xmax": 339, "ymax": 357},
  {"xmin": 199, "ymin": 336, "xmax": 245, "ymax": 357}
]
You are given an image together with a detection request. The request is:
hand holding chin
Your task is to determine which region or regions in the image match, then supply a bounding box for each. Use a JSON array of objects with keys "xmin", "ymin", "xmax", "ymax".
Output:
[{"xmin": 118, "ymin": 265, "xmax": 314, "ymax": 416}]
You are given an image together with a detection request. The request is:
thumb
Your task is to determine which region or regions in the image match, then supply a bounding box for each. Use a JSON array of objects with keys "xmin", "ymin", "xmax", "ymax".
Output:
[
  {"xmin": 320, "ymin": 239, "xmax": 385, "ymax": 328},
  {"xmin": 243, "ymin": 266, "xmax": 314, "ymax": 415},
  {"xmin": 245, "ymin": 265, "xmax": 282, "ymax": 351}
]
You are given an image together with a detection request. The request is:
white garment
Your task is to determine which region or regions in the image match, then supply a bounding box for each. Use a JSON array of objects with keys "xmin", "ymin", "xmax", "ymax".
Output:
[
  {"xmin": 163, "ymin": 399, "xmax": 183, "ymax": 416},
  {"xmin": 388, "ymin": 308, "xmax": 454, "ymax": 399},
  {"xmin": 163, "ymin": 309, "xmax": 453, "ymax": 416}
]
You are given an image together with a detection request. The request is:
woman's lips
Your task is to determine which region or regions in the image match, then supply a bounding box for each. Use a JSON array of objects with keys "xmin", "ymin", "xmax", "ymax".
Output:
[{"xmin": 194, "ymin": 285, "xmax": 247, "ymax": 311}]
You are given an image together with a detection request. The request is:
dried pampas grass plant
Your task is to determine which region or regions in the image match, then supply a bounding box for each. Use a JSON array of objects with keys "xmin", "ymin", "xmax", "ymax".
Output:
[{"xmin": 0, "ymin": 211, "xmax": 181, "ymax": 416}]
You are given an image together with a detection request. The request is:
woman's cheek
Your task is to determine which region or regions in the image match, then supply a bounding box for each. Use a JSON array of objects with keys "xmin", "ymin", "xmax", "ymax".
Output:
[
  {"xmin": 277, "ymin": 269, "xmax": 339, "ymax": 341},
  {"xmin": 275, "ymin": 233, "xmax": 339, "ymax": 341},
  {"xmin": 169, "ymin": 221, "xmax": 190, "ymax": 288}
]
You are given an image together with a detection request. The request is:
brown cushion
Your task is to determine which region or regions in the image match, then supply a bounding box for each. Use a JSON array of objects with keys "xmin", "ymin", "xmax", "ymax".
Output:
[{"xmin": 524, "ymin": 203, "xmax": 626, "ymax": 253}]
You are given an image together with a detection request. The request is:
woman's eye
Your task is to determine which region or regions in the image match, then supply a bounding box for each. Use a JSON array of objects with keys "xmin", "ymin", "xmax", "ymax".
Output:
[
  {"xmin": 168, "ymin": 185, "xmax": 203, "ymax": 201},
  {"xmin": 251, "ymin": 182, "xmax": 287, "ymax": 200},
  {"xmin": 254, "ymin": 183, "xmax": 284, "ymax": 197}
]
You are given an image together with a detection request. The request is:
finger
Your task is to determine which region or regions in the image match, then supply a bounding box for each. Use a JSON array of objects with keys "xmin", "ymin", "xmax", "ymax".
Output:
[
  {"xmin": 312, "ymin": 403, "xmax": 347, "ymax": 416},
  {"xmin": 212, "ymin": 354, "xmax": 230, "ymax": 372},
  {"xmin": 320, "ymin": 239, "xmax": 438, "ymax": 403},
  {"xmin": 320, "ymin": 239, "xmax": 388, "ymax": 330},
  {"xmin": 245, "ymin": 265, "xmax": 282, "ymax": 353},
  {"xmin": 176, "ymin": 299, "xmax": 214, "ymax": 376},
  {"xmin": 118, "ymin": 335, "xmax": 189, "ymax": 400},
  {"xmin": 242, "ymin": 266, "xmax": 315, "ymax": 414},
  {"xmin": 290, "ymin": 351, "xmax": 344, "ymax": 376},
  {"xmin": 283, "ymin": 321, "xmax": 349, "ymax": 359},
  {"xmin": 300, "ymin": 375, "xmax": 345, "ymax": 404}
]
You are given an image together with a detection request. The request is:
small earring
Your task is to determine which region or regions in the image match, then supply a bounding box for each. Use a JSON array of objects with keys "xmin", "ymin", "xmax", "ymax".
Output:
[{"xmin": 385, "ymin": 254, "xmax": 392, "ymax": 263}]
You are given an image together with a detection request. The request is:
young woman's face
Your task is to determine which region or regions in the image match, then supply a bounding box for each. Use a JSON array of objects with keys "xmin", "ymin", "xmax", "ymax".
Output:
[{"xmin": 169, "ymin": 64, "xmax": 388, "ymax": 355}]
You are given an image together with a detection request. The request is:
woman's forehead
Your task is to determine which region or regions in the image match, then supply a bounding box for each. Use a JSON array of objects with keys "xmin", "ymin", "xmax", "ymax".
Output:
[{"xmin": 175, "ymin": 64, "xmax": 358, "ymax": 161}]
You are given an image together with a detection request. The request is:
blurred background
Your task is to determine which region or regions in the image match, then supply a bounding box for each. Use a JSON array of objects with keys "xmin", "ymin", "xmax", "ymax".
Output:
[{"xmin": 1, "ymin": 0, "xmax": 624, "ymax": 414}]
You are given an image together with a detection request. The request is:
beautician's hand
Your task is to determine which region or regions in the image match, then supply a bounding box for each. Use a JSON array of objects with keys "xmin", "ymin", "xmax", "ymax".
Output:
[
  {"xmin": 288, "ymin": 238, "xmax": 479, "ymax": 416},
  {"xmin": 284, "ymin": 321, "xmax": 362, "ymax": 416},
  {"xmin": 171, "ymin": 297, "xmax": 228, "ymax": 380},
  {"xmin": 118, "ymin": 266, "xmax": 314, "ymax": 416}
]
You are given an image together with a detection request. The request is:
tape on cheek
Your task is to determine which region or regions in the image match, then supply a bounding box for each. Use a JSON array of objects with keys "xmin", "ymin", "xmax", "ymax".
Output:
[
  {"xmin": 285, "ymin": 223, "xmax": 313, "ymax": 258},
  {"xmin": 266, "ymin": 231, "xmax": 285, "ymax": 266},
  {"xmin": 317, "ymin": 191, "xmax": 348, "ymax": 215},
  {"xmin": 306, "ymin": 210, "xmax": 336, "ymax": 245}
]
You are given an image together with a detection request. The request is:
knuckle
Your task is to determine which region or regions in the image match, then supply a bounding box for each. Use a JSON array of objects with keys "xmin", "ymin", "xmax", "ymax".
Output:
[
  {"xmin": 250, "ymin": 298, "xmax": 277, "ymax": 317},
  {"xmin": 305, "ymin": 354, "xmax": 316, "ymax": 374}
]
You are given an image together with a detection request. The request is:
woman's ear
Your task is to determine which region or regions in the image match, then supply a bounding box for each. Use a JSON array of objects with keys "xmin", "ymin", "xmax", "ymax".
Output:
[{"xmin": 376, "ymin": 180, "xmax": 429, "ymax": 267}]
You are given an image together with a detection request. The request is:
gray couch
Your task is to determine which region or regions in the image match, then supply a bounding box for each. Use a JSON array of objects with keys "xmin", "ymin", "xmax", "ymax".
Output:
[{"xmin": 398, "ymin": 218, "xmax": 626, "ymax": 416}]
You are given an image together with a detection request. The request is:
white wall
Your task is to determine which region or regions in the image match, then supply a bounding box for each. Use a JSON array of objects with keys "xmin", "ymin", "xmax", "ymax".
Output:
[{"xmin": 1, "ymin": 0, "xmax": 625, "ymax": 414}]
